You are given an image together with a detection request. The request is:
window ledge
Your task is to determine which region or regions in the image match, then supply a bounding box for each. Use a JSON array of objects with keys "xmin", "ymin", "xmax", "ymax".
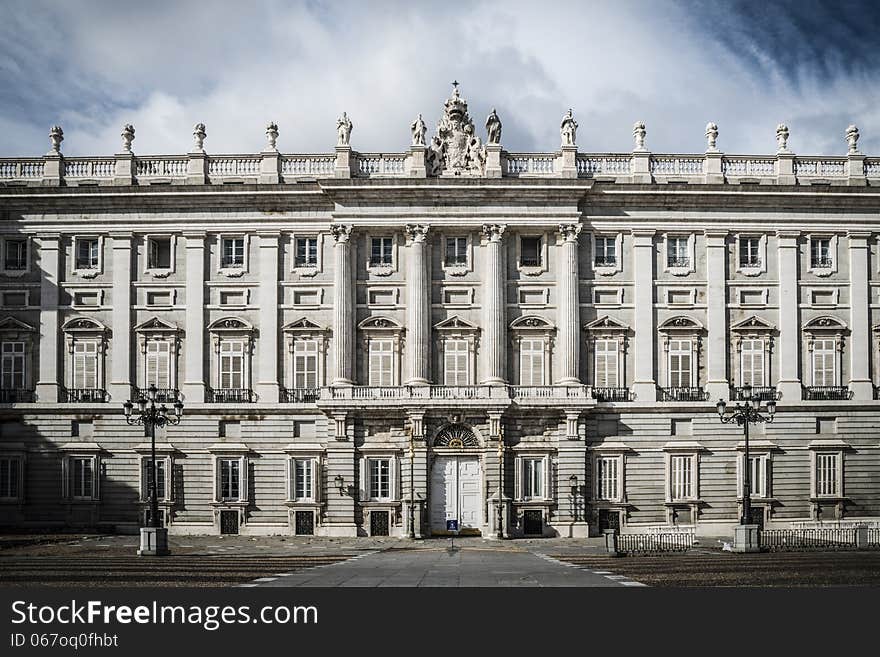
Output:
[
  {"xmin": 211, "ymin": 500, "xmax": 248, "ymax": 507},
  {"xmin": 809, "ymin": 496, "xmax": 849, "ymax": 503},
  {"xmin": 513, "ymin": 499, "xmax": 553, "ymax": 506},
  {"xmin": 808, "ymin": 266, "xmax": 834, "ymax": 277},
  {"xmin": 736, "ymin": 266, "xmax": 763, "ymax": 277},
  {"xmin": 442, "ymin": 265, "xmax": 469, "ymax": 277},
  {"xmin": 517, "ymin": 265, "xmax": 544, "ymax": 277},
  {"xmin": 367, "ymin": 264, "xmax": 394, "ymax": 277},
  {"xmin": 594, "ymin": 265, "xmax": 618, "ymax": 276},
  {"xmin": 293, "ymin": 265, "xmax": 319, "ymax": 277},
  {"xmin": 285, "ymin": 500, "xmax": 324, "ymax": 507},
  {"xmin": 0, "ymin": 269, "xmax": 28, "ymax": 278},
  {"xmin": 218, "ymin": 267, "xmax": 245, "ymax": 278},
  {"xmin": 665, "ymin": 499, "xmax": 704, "ymax": 506},
  {"xmin": 359, "ymin": 500, "xmax": 400, "ymax": 506},
  {"xmin": 665, "ymin": 266, "xmax": 692, "ymax": 277},
  {"xmin": 145, "ymin": 268, "xmax": 172, "ymax": 279},
  {"xmin": 72, "ymin": 268, "xmax": 100, "ymax": 279}
]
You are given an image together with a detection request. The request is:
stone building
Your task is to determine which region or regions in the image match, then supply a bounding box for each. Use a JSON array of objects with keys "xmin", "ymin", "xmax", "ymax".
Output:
[{"xmin": 0, "ymin": 87, "xmax": 878, "ymax": 538}]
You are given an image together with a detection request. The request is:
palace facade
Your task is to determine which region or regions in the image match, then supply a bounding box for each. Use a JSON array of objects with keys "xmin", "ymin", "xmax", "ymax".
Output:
[{"xmin": 1, "ymin": 87, "xmax": 879, "ymax": 538}]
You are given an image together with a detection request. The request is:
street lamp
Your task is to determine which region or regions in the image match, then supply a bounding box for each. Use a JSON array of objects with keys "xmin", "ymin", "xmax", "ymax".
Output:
[
  {"xmin": 124, "ymin": 384, "xmax": 183, "ymax": 556},
  {"xmin": 497, "ymin": 425, "xmax": 505, "ymax": 540},
  {"xmin": 716, "ymin": 383, "xmax": 776, "ymax": 526},
  {"xmin": 407, "ymin": 422, "xmax": 416, "ymax": 539}
]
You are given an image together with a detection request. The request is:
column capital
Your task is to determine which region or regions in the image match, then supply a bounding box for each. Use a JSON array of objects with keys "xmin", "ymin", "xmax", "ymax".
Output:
[
  {"xmin": 404, "ymin": 223, "xmax": 429, "ymax": 243},
  {"xmin": 558, "ymin": 223, "xmax": 582, "ymax": 242},
  {"xmin": 704, "ymin": 229, "xmax": 729, "ymax": 241},
  {"xmin": 330, "ymin": 224, "xmax": 353, "ymax": 243},
  {"xmin": 481, "ymin": 223, "xmax": 506, "ymax": 243}
]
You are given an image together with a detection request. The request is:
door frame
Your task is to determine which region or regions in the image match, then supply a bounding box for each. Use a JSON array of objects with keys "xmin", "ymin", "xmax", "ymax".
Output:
[{"xmin": 428, "ymin": 449, "xmax": 485, "ymax": 536}]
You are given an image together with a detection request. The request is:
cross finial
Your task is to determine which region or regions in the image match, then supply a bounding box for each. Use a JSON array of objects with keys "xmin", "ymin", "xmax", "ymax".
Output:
[{"xmin": 451, "ymin": 80, "xmax": 459, "ymax": 90}]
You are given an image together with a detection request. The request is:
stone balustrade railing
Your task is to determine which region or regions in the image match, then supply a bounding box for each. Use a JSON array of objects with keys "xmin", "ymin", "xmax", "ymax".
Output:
[{"xmin": 318, "ymin": 384, "xmax": 595, "ymax": 403}]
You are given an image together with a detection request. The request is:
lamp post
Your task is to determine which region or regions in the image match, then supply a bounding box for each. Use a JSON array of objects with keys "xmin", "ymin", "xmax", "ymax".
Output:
[
  {"xmin": 569, "ymin": 474, "xmax": 579, "ymax": 523},
  {"xmin": 123, "ymin": 384, "xmax": 183, "ymax": 556},
  {"xmin": 497, "ymin": 425, "xmax": 505, "ymax": 539},
  {"xmin": 407, "ymin": 423, "xmax": 416, "ymax": 539},
  {"xmin": 716, "ymin": 383, "xmax": 776, "ymax": 527}
]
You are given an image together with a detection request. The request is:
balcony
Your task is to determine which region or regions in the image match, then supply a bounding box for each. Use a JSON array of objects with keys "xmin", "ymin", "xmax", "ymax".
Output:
[
  {"xmin": 659, "ymin": 387, "xmax": 708, "ymax": 402},
  {"xmin": 803, "ymin": 386, "xmax": 851, "ymax": 401},
  {"xmin": 293, "ymin": 258, "xmax": 318, "ymax": 269},
  {"xmin": 62, "ymin": 388, "xmax": 108, "ymax": 403},
  {"xmin": 0, "ymin": 389, "xmax": 35, "ymax": 403},
  {"xmin": 666, "ymin": 258, "xmax": 691, "ymax": 268},
  {"xmin": 368, "ymin": 256, "xmax": 392, "ymax": 267},
  {"xmin": 281, "ymin": 387, "xmax": 319, "ymax": 403},
  {"xmin": 510, "ymin": 385, "xmax": 591, "ymax": 400},
  {"xmin": 445, "ymin": 254, "xmax": 467, "ymax": 266},
  {"xmin": 738, "ymin": 257, "xmax": 762, "ymax": 268},
  {"xmin": 731, "ymin": 386, "xmax": 778, "ymax": 402},
  {"xmin": 520, "ymin": 256, "xmax": 542, "ymax": 267},
  {"xmin": 594, "ymin": 257, "xmax": 617, "ymax": 268},
  {"xmin": 131, "ymin": 387, "xmax": 180, "ymax": 403},
  {"xmin": 810, "ymin": 256, "xmax": 833, "ymax": 269},
  {"xmin": 593, "ymin": 387, "xmax": 631, "ymax": 402},
  {"xmin": 207, "ymin": 388, "xmax": 254, "ymax": 403}
]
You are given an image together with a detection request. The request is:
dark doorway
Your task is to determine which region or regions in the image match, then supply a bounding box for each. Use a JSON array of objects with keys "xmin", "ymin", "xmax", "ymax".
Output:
[
  {"xmin": 598, "ymin": 509, "xmax": 621, "ymax": 532},
  {"xmin": 370, "ymin": 510, "xmax": 390, "ymax": 536},
  {"xmin": 220, "ymin": 510, "xmax": 239, "ymax": 535},
  {"xmin": 295, "ymin": 510, "xmax": 315, "ymax": 536},
  {"xmin": 523, "ymin": 509, "xmax": 543, "ymax": 536}
]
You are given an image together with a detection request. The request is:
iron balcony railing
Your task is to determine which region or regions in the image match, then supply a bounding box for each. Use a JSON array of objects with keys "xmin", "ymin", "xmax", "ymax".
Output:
[
  {"xmin": 0, "ymin": 389, "xmax": 35, "ymax": 403},
  {"xmin": 281, "ymin": 387, "xmax": 319, "ymax": 403},
  {"xmin": 593, "ymin": 387, "xmax": 631, "ymax": 402},
  {"xmin": 659, "ymin": 387, "xmax": 708, "ymax": 402},
  {"xmin": 62, "ymin": 388, "xmax": 108, "ymax": 403},
  {"xmin": 520, "ymin": 256, "xmax": 542, "ymax": 267},
  {"xmin": 368, "ymin": 256, "xmax": 393, "ymax": 266},
  {"xmin": 811, "ymin": 256, "xmax": 833, "ymax": 268},
  {"xmin": 445, "ymin": 254, "xmax": 467, "ymax": 266},
  {"xmin": 593, "ymin": 257, "xmax": 617, "ymax": 267},
  {"xmin": 667, "ymin": 258, "xmax": 691, "ymax": 268},
  {"xmin": 293, "ymin": 258, "xmax": 318, "ymax": 268},
  {"xmin": 738, "ymin": 257, "xmax": 762, "ymax": 268},
  {"xmin": 131, "ymin": 386, "xmax": 180, "ymax": 403},
  {"xmin": 207, "ymin": 388, "xmax": 254, "ymax": 403},
  {"xmin": 731, "ymin": 386, "xmax": 778, "ymax": 401},
  {"xmin": 803, "ymin": 386, "xmax": 851, "ymax": 400}
]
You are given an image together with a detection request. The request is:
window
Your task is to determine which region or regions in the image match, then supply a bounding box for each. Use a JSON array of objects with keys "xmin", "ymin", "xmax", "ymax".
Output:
[
  {"xmin": 445, "ymin": 237, "xmax": 468, "ymax": 266},
  {"xmin": 0, "ymin": 456, "xmax": 21, "ymax": 500},
  {"xmin": 519, "ymin": 338, "xmax": 545, "ymax": 386},
  {"xmin": 811, "ymin": 237, "xmax": 832, "ymax": 269},
  {"xmin": 667, "ymin": 236, "xmax": 689, "ymax": 268},
  {"xmin": 370, "ymin": 237, "xmax": 393, "ymax": 266},
  {"xmin": 596, "ymin": 456, "xmax": 620, "ymax": 501},
  {"xmin": 594, "ymin": 339, "xmax": 619, "ymax": 387},
  {"xmin": 1, "ymin": 342, "xmax": 25, "ymax": 389},
  {"xmin": 520, "ymin": 237, "xmax": 542, "ymax": 267},
  {"xmin": 293, "ymin": 290, "xmax": 318, "ymax": 305},
  {"xmin": 146, "ymin": 291, "xmax": 172, "ymax": 307},
  {"xmin": 443, "ymin": 339, "xmax": 469, "ymax": 385},
  {"xmin": 739, "ymin": 236, "xmax": 761, "ymax": 267},
  {"xmin": 670, "ymin": 454, "xmax": 694, "ymax": 501},
  {"xmin": 219, "ymin": 290, "xmax": 245, "ymax": 306},
  {"xmin": 292, "ymin": 340, "xmax": 318, "ymax": 388},
  {"xmin": 295, "ymin": 237, "xmax": 318, "ymax": 267},
  {"xmin": 76, "ymin": 238, "xmax": 99, "ymax": 270},
  {"xmin": 69, "ymin": 456, "xmax": 96, "ymax": 500},
  {"xmin": 811, "ymin": 338, "xmax": 836, "ymax": 386},
  {"xmin": 219, "ymin": 341, "xmax": 245, "ymax": 389},
  {"xmin": 667, "ymin": 339, "xmax": 692, "ymax": 387},
  {"xmin": 594, "ymin": 236, "xmax": 616, "ymax": 267},
  {"xmin": 368, "ymin": 339, "xmax": 393, "ymax": 386},
  {"xmin": 72, "ymin": 342, "xmax": 98, "ymax": 389},
  {"xmin": 145, "ymin": 341, "xmax": 171, "ymax": 389},
  {"xmin": 521, "ymin": 458, "xmax": 545, "ymax": 500},
  {"xmin": 73, "ymin": 291, "xmax": 100, "ymax": 307},
  {"xmin": 740, "ymin": 338, "xmax": 765, "ymax": 387},
  {"xmin": 292, "ymin": 458, "xmax": 314, "ymax": 501},
  {"xmin": 141, "ymin": 458, "xmax": 168, "ymax": 501},
  {"xmin": 221, "ymin": 237, "xmax": 245, "ymax": 268},
  {"xmin": 368, "ymin": 458, "xmax": 391, "ymax": 500},
  {"xmin": 816, "ymin": 452, "xmax": 840, "ymax": 497},
  {"xmin": 219, "ymin": 458, "xmax": 241, "ymax": 501},
  {"xmin": 744, "ymin": 454, "xmax": 768, "ymax": 499},
  {"xmin": 148, "ymin": 237, "xmax": 172, "ymax": 269},
  {"xmin": 4, "ymin": 239, "xmax": 27, "ymax": 271}
]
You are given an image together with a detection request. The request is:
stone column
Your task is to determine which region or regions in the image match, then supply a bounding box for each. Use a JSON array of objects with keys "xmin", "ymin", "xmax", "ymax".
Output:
[
  {"xmin": 481, "ymin": 224, "xmax": 507, "ymax": 385},
  {"xmin": 109, "ymin": 233, "xmax": 133, "ymax": 402},
  {"xmin": 631, "ymin": 230, "xmax": 656, "ymax": 400},
  {"xmin": 556, "ymin": 223, "xmax": 582, "ymax": 384},
  {"xmin": 35, "ymin": 234, "xmax": 60, "ymax": 402},
  {"xmin": 848, "ymin": 232, "xmax": 872, "ymax": 399},
  {"xmin": 405, "ymin": 224, "xmax": 430, "ymax": 385},
  {"xmin": 331, "ymin": 225, "xmax": 354, "ymax": 386},
  {"xmin": 182, "ymin": 232, "xmax": 206, "ymax": 403},
  {"xmin": 705, "ymin": 231, "xmax": 729, "ymax": 400},
  {"xmin": 256, "ymin": 232, "xmax": 280, "ymax": 403},
  {"xmin": 777, "ymin": 231, "xmax": 802, "ymax": 400}
]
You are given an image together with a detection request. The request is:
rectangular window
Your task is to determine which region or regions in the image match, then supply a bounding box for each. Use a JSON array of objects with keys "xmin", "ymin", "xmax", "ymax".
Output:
[
  {"xmin": 739, "ymin": 236, "xmax": 761, "ymax": 267},
  {"xmin": 370, "ymin": 237, "xmax": 393, "ymax": 266},
  {"xmin": 811, "ymin": 238, "xmax": 831, "ymax": 268},
  {"xmin": 293, "ymin": 458, "xmax": 313, "ymax": 501},
  {"xmin": 73, "ymin": 291, "xmax": 100, "ymax": 307},
  {"xmin": 4, "ymin": 239, "xmax": 27, "ymax": 270},
  {"xmin": 739, "ymin": 289, "xmax": 764, "ymax": 306},
  {"xmin": 221, "ymin": 237, "xmax": 245, "ymax": 268},
  {"xmin": 667, "ymin": 289, "xmax": 692, "ymax": 305},
  {"xmin": 519, "ymin": 338, "xmax": 545, "ymax": 386},
  {"xmin": 219, "ymin": 458, "xmax": 240, "ymax": 501},
  {"xmin": 596, "ymin": 456, "xmax": 620, "ymax": 501},
  {"xmin": 667, "ymin": 236, "xmax": 689, "ymax": 267},
  {"xmin": 668, "ymin": 339, "xmax": 692, "ymax": 388},
  {"xmin": 146, "ymin": 291, "xmax": 172, "ymax": 306},
  {"xmin": 295, "ymin": 237, "xmax": 318, "ymax": 267},
  {"xmin": 594, "ymin": 236, "xmax": 616, "ymax": 267},
  {"xmin": 145, "ymin": 341, "xmax": 171, "ymax": 389},
  {"xmin": 812, "ymin": 338, "xmax": 836, "ymax": 386},
  {"xmin": 219, "ymin": 290, "xmax": 245, "ymax": 306},
  {"xmin": 69, "ymin": 456, "xmax": 95, "ymax": 500},
  {"xmin": 292, "ymin": 340, "xmax": 318, "ymax": 388},
  {"xmin": 522, "ymin": 457, "xmax": 545, "ymax": 500},
  {"xmin": 1, "ymin": 342, "xmax": 25, "ymax": 389},
  {"xmin": 2, "ymin": 292, "xmax": 27, "ymax": 307},
  {"xmin": 76, "ymin": 238, "xmax": 99, "ymax": 270},
  {"xmin": 445, "ymin": 237, "xmax": 468, "ymax": 266},
  {"xmin": 740, "ymin": 338, "xmax": 764, "ymax": 387},
  {"xmin": 141, "ymin": 458, "xmax": 167, "ymax": 501},
  {"xmin": 594, "ymin": 339, "xmax": 619, "ymax": 388},
  {"xmin": 520, "ymin": 237, "xmax": 542, "ymax": 267},
  {"xmin": 292, "ymin": 290, "xmax": 318, "ymax": 305},
  {"xmin": 747, "ymin": 454, "xmax": 767, "ymax": 499},
  {"xmin": 148, "ymin": 237, "xmax": 172, "ymax": 269},
  {"xmin": 369, "ymin": 458, "xmax": 391, "ymax": 500},
  {"xmin": 816, "ymin": 453, "xmax": 839, "ymax": 497},
  {"xmin": 368, "ymin": 339, "xmax": 393, "ymax": 386},
  {"xmin": 0, "ymin": 457, "xmax": 20, "ymax": 499},
  {"xmin": 72, "ymin": 342, "xmax": 98, "ymax": 389},
  {"xmin": 443, "ymin": 339, "xmax": 469, "ymax": 385},
  {"xmin": 670, "ymin": 455, "xmax": 694, "ymax": 500},
  {"xmin": 219, "ymin": 341, "xmax": 245, "ymax": 389}
]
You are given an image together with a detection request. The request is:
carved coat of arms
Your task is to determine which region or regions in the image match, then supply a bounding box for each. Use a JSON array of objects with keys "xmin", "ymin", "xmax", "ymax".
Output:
[{"xmin": 426, "ymin": 84, "xmax": 486, "ymax": 176}]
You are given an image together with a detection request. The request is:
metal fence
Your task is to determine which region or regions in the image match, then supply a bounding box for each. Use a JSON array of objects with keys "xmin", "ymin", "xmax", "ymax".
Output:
[
  {"xmin": 616, "ymin": 532, "xmax": 694, "ymax": 555},
  {"xmin": 759, "ymin": 528, "xmax": 857, "ymax": 551}
]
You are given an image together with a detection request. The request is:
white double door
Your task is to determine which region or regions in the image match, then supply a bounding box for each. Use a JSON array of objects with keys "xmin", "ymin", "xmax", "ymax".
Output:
[{"xmin": 430, "ymin": 456, "xmax": 482, "ymax": 534}]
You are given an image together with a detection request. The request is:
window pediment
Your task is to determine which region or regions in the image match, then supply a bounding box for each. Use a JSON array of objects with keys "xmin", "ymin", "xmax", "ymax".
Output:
[
  {"xmin": 208, "ymin": 316, "xmax": 254, "ymax": 333},
  {"xmin": 510, "ymin": 315, "xmax": 555, "ymax": 331},
  {"xmin": 358, "ymin": 316, "xmax": 404, "ymax": 332},
  {"xmin": 283, "ymin": 317, "xmax": 328, "ymax": 333},
  {"xmin": 0, "ymin": 316, "xmax": 35, "ymax": 334},
  {"xmin": 730, "ymin": 315, "xmax": 775, "ymax": 333},
  {"xmin": 62, "ymin": 317, "xmax": 107, "ymax": 334},
  {"xmin": 434, "ymin": 315, "xmax": 479, "ymax": 332},
  {"xmin": 658, "ymin": 316, "xmax": 703, "ymax": 332},
  {"xmin": 583, "ymin": 315, "xmax": 630, "ymax": 332},
  {"xmin": 803, "ymin": 316, "xmax": 847, "ymax": 333},
  {"xmin": 134, "ymin": 316, "xmax": 180, "ymax": 334}
]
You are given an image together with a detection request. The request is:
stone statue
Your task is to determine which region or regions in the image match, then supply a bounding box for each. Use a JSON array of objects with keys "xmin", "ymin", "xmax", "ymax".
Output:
[
  {"xmin": 705, "ymin": 122, "xmax": 719, "ymax": 151},
  {"xmin": 560, "ymin": 109, "xmax": 578, "ymax": 146},
  {"xmin": 485, "ymin": 108, "xmax": 502, "ymax": 145},
  {"xmin": 336, "ymin": 112, "xmax": 353, "ymax": 147},
  {"xmin": 121, "ymin": 124, "xmax": 135, "ymax": 153},
  {"xmin": 410, "ymin": 114, "xmax": 427, "ymax": 146},
  {"xmin": 193, "ymin": 123, "xmax": 206, "ymax": 152},
  {"xmin": 846, "ymin": 124, "xmax": 860, "ymax": 154},
  {"xmin": 48, "ymin": 125, "xmax": 64, "ymax": 154},
  {"xmin": 776, "ymin": 123, "xmax": 790, "ymax": 152},
  {"xmin": 265, "ymin": 122, "xmax": 279, "ymax": 150},
  {"xmin": 633, "ymin": 121, "xmax": 647, "ymax": 151},
  {"xmin": 426, "ymin": 136, "xmax": 444, "ymax": 176}
]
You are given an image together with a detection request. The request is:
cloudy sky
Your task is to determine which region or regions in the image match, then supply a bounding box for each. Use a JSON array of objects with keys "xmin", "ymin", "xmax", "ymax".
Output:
[{"xmin": 2, "ymin": 0, "xmax": 879, "ymax": 157}]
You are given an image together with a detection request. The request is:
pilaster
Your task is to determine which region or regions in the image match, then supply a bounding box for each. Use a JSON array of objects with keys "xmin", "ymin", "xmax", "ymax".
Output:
[
  {"xmin": 848, "ymin": 232, "xmax": 872, "ymax": 399},
  {"xmin": 847, "ymin": 153, "xmax": 867, "ymax": 186},
  {"xmin": 481, "ymin": 224, "xmax": 507, "ymax": 384},
  {"xmin": 186, "ymin": 151, "xmax": 208, "ymax": 185},
  {"xmin": 555, "ymin": 223, "xmax": 581, "ymax": 384},
  {"xmin": 631, "ymin": 230, "xmax": 656, "ymax": 400},
  {"xmin": 631, "ymin": 151, "xmax": 651, "ymax": 184},
  {"xmin": 331, "ymin": 225, "xmax": 354, "ymax": 385},
  {"xmin": 182, "ymin": 232, "xmax": 206, "ymax": 403},
  {"xmin": 256, "ymin": 232, "xmax": 280, "ymax": 403},
  {"xmin": 259, "ymin": 150, "xmax": 281, "ymax": 184},
  {"xmin": 109, "ymin": 233, "xmax": 133, "ymax": 402},
  {"xmin": 776, "ymin": 153, "xmax": 796, "ymax": 185},
  {"xmin": 777, "ymin": 231, "xmax": 802, "ymax": 400},
  {"xmin": 35, "ymin": 234, "xmax": 60, "ymax": 402},
  {"xmin": 560, "ymin": 145, "xmax": 578, "ymax": 179},
  {"xmin": 705, "ymin": 230, "xmax": 729, "ymax": 399},
  {"xmin": 113, "ymin": 152, "xmax": 135, "ymax": 186},
  {"xmin": 704, "ymin": 151, "xmax": 724, "ymax": 184},
  {"xmin": 41, "ymin": 154, "xmax": 63, "ymax": 187},
  {"xmin": 407, "ymin": 145, "xmax": 427, "ymax": 178},
  {"xmin": 405, "ymin": 224, "xmax": 430, "ymax": 385},
  {"xmin": 334, "ymin": 146, "xmax": 352, "ymax": 179},
  {"xmin": 484, "ymin": 144, "xmax": 502, "ymax": 178}
]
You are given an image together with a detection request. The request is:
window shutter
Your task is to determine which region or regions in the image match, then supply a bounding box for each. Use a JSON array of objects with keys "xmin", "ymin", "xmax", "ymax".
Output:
[
  {"xmin": 391, "ymin": 457, "xmax": 399, "ymax": 501},
  {"xmin": 240, "ymin": 457, "xmax": 248, "ymax": 502},
  {"xmin": 61, "ymin": 456, "xmax": 69, "ymax": 500},
  {"xmin": 287, "ymin": 458, "xmax": 294, "ymax": 501},
  {"xmin": 513, "ymin": 456, "xmax": 522, "ymax": 501},
  {"xmin": 314, "ymin": 459, "xmax": 322, "ymax": 503},
  {"xmin": 542, "ymin": 455, "xmax": 550, "ymax": 500},
  {"xmin": 92, "ymin": 457, "xmax": 99, "ymax": 500},
  {"xmin": 736, "ymin": 454, "xmax": 743, "ymax": 498},
  {"xmin": 359, "ymin": 458, "xmax": 368, "ymax": 501}
]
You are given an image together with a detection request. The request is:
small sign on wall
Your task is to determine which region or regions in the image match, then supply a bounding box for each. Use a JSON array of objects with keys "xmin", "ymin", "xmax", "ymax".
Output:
[{"xmin": 446, "ymin": 519, "xmax": 459, "ymax": 532}]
